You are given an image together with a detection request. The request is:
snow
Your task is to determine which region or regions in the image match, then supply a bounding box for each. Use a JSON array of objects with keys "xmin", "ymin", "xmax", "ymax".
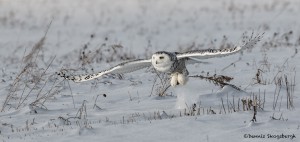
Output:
[{"xmin": 0, "ymin": 0, "xmax": 300, "ymax": 142}]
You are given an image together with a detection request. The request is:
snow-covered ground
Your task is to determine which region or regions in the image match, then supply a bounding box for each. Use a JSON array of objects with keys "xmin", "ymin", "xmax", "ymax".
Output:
[{"xmin": 0, "ymin": 0, "xmax": 300, "ymax": 141}]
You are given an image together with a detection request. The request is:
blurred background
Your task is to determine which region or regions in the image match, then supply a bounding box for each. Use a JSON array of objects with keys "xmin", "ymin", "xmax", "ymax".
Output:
[{"xmin": 0, "ymin": 0, "xmax": 299, "ymax": 60}]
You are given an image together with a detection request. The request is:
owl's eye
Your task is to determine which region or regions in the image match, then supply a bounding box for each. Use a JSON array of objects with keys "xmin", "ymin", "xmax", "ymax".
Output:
[{"xmin": 159, "ymin": 56, "xmax": 164, "ymax": 59}]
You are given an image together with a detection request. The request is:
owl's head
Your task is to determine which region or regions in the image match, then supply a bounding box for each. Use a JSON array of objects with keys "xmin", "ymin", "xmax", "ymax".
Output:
[{"xmin": 151, "ymin": 51, "xmax": 176, "ymax": 72}]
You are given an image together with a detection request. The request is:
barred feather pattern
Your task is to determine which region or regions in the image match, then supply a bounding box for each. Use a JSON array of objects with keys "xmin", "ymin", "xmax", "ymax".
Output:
[{"xmin": 58, "ymin": 33, "xmax": 262, "ymax": 85}]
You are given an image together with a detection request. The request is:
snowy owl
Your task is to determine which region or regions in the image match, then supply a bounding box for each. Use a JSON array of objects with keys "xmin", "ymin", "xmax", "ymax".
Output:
[{"xmin": 58, "ymin": 35, "xmax": 261, "ymax": 86}]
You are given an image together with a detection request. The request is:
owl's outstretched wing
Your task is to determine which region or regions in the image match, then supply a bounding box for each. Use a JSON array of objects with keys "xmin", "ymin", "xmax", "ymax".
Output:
[
  {"xmin": 177, "ymin": 46, "xmax": 242, "ymax": 63},
  {"xmin": 177, "ymin": 33, "xmax": 262, "ymax": 62},
  {"xmin": 58, "ymin": 59, "xmax": 152, "ymax": 82}
]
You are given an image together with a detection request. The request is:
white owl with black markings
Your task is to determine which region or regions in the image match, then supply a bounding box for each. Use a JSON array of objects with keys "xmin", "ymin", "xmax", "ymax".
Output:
[{"xmin": 58, "ymin": 34, "xmax": 261, "ymax": 87}]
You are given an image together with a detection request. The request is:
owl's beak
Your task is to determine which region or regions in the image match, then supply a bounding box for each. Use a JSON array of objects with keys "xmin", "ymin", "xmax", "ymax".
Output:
[{"xmin": 155, "ymin": 61, "xmax": 158, "ymax": 64}]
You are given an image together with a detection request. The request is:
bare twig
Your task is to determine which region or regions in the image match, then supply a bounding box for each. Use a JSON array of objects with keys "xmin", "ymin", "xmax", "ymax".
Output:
[{"xmin": 17, "ymin": 56, "xmax": 56, "ymax": 109}]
